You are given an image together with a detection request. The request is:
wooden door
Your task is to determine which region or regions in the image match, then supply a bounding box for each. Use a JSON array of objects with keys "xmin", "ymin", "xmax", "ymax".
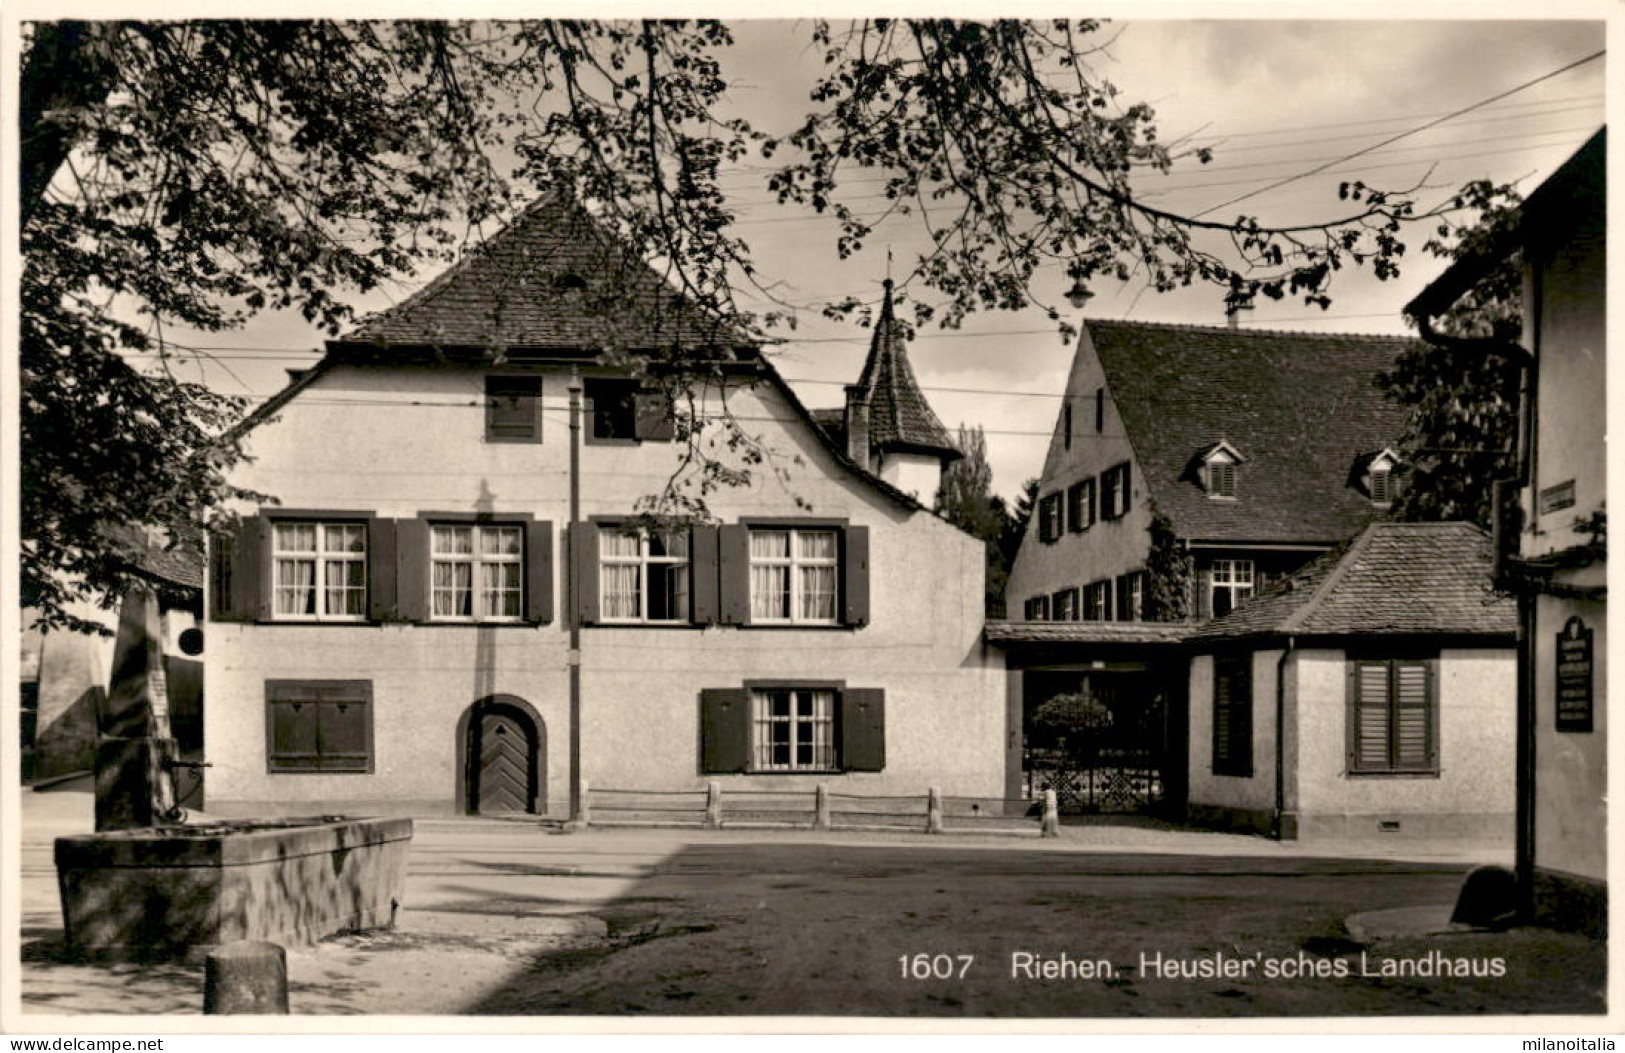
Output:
[{"xmin": 475, "ymin": 709, "xmax": 535, "ymax": 814}]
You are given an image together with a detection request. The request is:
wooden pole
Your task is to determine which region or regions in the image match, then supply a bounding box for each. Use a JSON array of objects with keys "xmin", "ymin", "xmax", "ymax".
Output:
[{"xmin": 927, "ymin": 786, "xmax": 944, "ymax": 834}]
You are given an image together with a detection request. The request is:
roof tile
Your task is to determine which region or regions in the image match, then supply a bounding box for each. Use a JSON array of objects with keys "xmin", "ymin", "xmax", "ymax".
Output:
[{"xmin": 1092, "ymin": 320, "xmax": 1417, "ymax": 543}]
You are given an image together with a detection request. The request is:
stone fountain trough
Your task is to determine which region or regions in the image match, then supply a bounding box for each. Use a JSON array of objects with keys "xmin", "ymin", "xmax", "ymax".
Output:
[{"xmin": 55, "ymin": 816, "xmax": 412, "ymax": 959}]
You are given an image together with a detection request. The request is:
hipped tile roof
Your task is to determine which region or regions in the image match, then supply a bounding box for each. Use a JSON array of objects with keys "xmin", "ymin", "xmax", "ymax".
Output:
[
  {"xmin": 1091, "ymin": 320, "xmax": 1417, "ymax": 543},
  {"xmin": 1192, "ymin": 521, "xmax": 1514, "ymax": 642},
  {"xmin": 348, "ymin": 194, "xmax": 755, "ymax": 352},
  {"xmin": 984, "ymin": 621, "xmax": 1192, "ymax": 645},
  {"xmin": 850, "ymin": 280, "xmax": 959, "ymax": 459}
]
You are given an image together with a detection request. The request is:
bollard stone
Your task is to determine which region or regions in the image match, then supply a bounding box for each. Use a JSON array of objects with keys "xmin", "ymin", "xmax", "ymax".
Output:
[
  {"xmin": 1040, "ymin": 789, "xmax": 1060, "ymax": 838},
  {"xmin": 814, "ymin": 784, "xmax": 831, "ymax": 830},
  {"xmin": 577, "ymin": 776, "xmax": 591, "ymax": 827},
  {"xmin": 705, "ymin": 780, "xmax": 723, "ymax": 828},
  {"xmin": 926, "ymin": 786, "xmax": 944, "ymax": 834},
  {"xmin": 204, "ymin": 940, "xmax": 289, "ymax": 1014}
]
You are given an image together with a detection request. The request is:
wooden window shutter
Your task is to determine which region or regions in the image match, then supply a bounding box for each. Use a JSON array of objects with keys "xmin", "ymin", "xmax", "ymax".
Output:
[
  {"xmin": 841, "ymin": 525, "xmax": 871, "ymax": 627},
  {"xmin": 699, "ymin": 688, "xmax": 751, "ymax": 773},
  {"xmin": 1392, "ymin": 661, "xmax": 1434, "ymax": 770},
  {"xmin": 571, "ymin": 523, "xmax": 600, "ymax": 625},
  {"xmin": 253, "ymin": 515, "xmax": 275, "ymax": 621},
  {"xmin": 395, "ymin": 518, "xmax": 430, "ymax": 623},
  {"xmin": 633, "ymin": 390, "xmax": 675, "ymax": 442},
  {"xmin": 1196, "ymin": 566, "xmax": 1214, "ymax": 620},
  {"xmin": 841, "ymin": 688, "xmax": 886, "ymax": 772},
  {"xmin": 1349, "ymin": 660, "xmax": 1391, "ymax": 772},
  {"xmin": 717, "ymin": 525, "xmax": 751, "ymax": 626},
  {"xmin": 525, "ymin": 520, "xmax": 554, "ymax": 625},
  {"xmin": 690, "ymin": 524, "xmax": 720, "ymax": 625},
  {"xmin": 212, "ymin": 516, "xmax": 265, "ymax": 622},
  {"xmin": 367, "ymin": 518, "xmax": 397, "ymax": 622}
]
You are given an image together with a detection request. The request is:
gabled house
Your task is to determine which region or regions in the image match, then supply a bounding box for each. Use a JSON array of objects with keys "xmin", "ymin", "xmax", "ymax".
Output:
[
  {"xmin": 1186, "ymin": 522, "xmax": 1516, "ymax": 840},
  {"xmin": 203, "ymin": 195, "xmax": 1006, "ymax": 817},
  {"xmin": 1008, "ymin": 321, "xmax": 1417, "ymax": 626},
  {"xmin": 1406, "ymin": 129, "xmax": 1606, "ymax": 933},
  {"xmin": 994, "ymin": 321, "xmax": 1417, "ymax": 815}
]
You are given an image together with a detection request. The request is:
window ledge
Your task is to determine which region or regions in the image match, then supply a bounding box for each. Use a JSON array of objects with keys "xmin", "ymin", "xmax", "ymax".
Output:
[{"xmin": 1344, "ymin": 770, "xmax": 1441, "ymax": 779}]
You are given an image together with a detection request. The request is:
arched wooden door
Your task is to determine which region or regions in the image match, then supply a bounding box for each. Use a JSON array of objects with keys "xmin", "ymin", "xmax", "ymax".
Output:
[{"xmin": 465, "ymin": 699, "xmax": 543, "ymax": 815}]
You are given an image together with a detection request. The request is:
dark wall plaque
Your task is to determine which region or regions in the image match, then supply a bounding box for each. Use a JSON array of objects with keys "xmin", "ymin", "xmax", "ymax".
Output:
[{"xmin": 1555, "ymin": 615, "xmax": 1594, "ymax": 733}]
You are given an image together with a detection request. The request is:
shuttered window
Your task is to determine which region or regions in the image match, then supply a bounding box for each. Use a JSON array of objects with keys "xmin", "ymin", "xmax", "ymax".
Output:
[
  {"xmin": 272, "ymin": 521, "xmax": 367, "ymax": 621},
  {"xmin": 1348, "ymin": 658, "xmax": 1437, "ymax": 774},
  {"xmin": 431, "ymin": 525, "xmax": 524, "ymax": 621},
  {"xmin": 700, "ymin": 685, "xmax": 885, "ymax": 774},
  {"xmin": 1212, "ymin": 654, "xmax": 1253, "ymax": 777},
  {"xmin": 1038, "ymin": 493, "xmax": 1064, "ymax": 542},
  {"xmin": 1101, "ymin": 462, "xmax": 1132, "ymax": 519},
  {"xmin": 485, "ymin": 376, "xmax": 541, "ymax": 442},
  {"xmin": 1066, "ymin": 479, "xmax": 1095, "ymax": 532},
  {"xmin": 266, "ymin": 680, "xmax": 372, "ymax": 773}
]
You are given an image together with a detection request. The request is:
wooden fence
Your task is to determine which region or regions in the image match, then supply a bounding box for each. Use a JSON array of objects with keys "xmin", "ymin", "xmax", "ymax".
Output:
[{"xmin": 581, "ymin": 781, "xmax": 1060, "ymax": 837}]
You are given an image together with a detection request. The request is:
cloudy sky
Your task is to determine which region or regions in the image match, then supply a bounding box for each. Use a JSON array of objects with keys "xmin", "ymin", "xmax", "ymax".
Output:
[{"xmin": 129, "ymin": 16, "xmax": 1607, "ymax": 500}]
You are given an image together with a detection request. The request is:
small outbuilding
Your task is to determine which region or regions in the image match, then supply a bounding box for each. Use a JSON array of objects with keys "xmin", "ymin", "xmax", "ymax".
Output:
[{"xmin": 1185, "ymin": 521, "xmax": 1516, "ymax": 841}]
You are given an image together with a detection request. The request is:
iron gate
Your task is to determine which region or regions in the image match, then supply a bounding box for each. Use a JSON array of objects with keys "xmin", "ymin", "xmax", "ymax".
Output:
[{"xmin": 1023, "ymin": 675, "xmax": 1168, "ymax": 814}]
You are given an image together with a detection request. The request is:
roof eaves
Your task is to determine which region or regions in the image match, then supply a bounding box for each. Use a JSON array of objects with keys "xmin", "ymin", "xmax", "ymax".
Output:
[{"xmin": 223, "ymin": 356, "xmax": 338, "ymax": 444}]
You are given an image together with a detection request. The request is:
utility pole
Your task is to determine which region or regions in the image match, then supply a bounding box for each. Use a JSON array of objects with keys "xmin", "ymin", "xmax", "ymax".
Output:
[{"xmin": 567, "ymin": 368, "xmax": 583, "ymax": 822}]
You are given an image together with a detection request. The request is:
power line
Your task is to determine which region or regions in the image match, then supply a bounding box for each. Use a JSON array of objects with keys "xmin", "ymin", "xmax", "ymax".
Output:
[{"xmin": 1192, "ymin": 48, "xmax": 1606, "ymax": 218}]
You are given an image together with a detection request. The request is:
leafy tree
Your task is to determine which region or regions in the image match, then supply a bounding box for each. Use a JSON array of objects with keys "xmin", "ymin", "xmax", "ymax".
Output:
[
  {"xmin": 1383, "ymin": 183, "xmax": 1525, "ymax": 528},
  {"xmin": 1143, "ymin": 508, "xmax": 1192, "ymax": 622},
  {"xmin": 934, "ymin": 424, "xmax": 1013, "ymax": 616},
  {"xmin": 21, "ymin": 18, "xmax": 1516, "ymax": 629}
]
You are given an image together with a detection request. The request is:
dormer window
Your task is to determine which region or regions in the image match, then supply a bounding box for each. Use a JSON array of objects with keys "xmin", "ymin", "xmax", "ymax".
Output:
[
  {"xmin": 1200, "ymin": 441, "xmax": 1244, "ymax": 500},
  {"xmin": 1370, "ymin": 465, "xmax": 1393, "ymax": 505},
  {"xmin": 1363, "ymin": 449, "xmax": 1403, "ymax": 506}
]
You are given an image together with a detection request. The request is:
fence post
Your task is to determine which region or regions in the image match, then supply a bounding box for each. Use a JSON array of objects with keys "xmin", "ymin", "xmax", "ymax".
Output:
[
  {"xmin": 1041, "ymin": 789, "xmax": 1059, "ymax": 838},
  {"xmin": 927, "ymin": 786, "xmax": 944, "ymax": 834},
  {"xmin": 706, "ymin": 780, "xmax": 722, "ymax": 828},
  {"xmin": 815, "ymin": 784, "xmax": 831, "ymax": 830}
]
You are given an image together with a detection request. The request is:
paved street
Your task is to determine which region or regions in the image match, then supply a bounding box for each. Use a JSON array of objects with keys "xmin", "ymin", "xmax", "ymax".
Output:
[{"xmin": 15, "ymin": 781, "xmax": 1604, "ymax": 1019}]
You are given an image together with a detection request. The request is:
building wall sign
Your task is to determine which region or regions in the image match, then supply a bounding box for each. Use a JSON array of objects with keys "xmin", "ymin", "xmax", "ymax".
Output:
[
  {"xmin": 1555, "ymin": 615, "xmax": 1594, "ymax": 733},
  {"xmin": 1539, "ymin": 479, "xmax": 1577, "ymax": 515}
]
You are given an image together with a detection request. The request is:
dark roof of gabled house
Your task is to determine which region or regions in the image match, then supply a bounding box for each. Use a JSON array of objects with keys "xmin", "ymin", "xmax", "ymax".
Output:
[
  {"xmin": 346, "ymin": 193, "xmax": 757, "ymax": 353},
  {"xmin": 850, "ymin": 280, "xmax": 960, "ymax": 461},
  {"xmin": 1089, "ymin": 320, "xmax": 1417, "ymax": 544},
  {"xmin": 1190, "ymin": 521, "xmax": 1514, "ymax": 643}
]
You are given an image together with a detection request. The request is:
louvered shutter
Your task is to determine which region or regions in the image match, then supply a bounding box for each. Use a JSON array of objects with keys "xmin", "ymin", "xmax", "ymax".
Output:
[
  {"xmin": 1392, "ymin": 661, "xmax": 1433, "ymax": 770},
  {"xmin": 1213, "ymin": 663, "xmax": 1232, "ymax": 770},
  {"xmin": 395, "ymin": 518, "xmax": 430, "ymax": 623},
  {"xmin": 717, "ymin": 525, "xmax": 751, "ymax": 626},
  {"xmin": 841, "ymin": 525, "xmax": 870, "ymax": 627},
  {"xmin": 690, "ymin": 524, "xmax": 720, "ymax": 625},
  {"xmin": 367, "ymin": 518, "xmax": 397, "ymax": 622},
  {"xmin": 525, "ymin": 520, "xmax": 554, "ymax": 624},
  {"xmin": 699, "ymin": 688, "xmax": 751, "ymax": 773},
  {"xmin": 841, "ymin": 688, "xmax": 886, "ymax": 772}
]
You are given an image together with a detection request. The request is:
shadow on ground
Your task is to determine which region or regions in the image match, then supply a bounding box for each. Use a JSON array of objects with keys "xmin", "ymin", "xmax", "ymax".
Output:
[{"xmin": 453, "ymin": 841, "xmax": 1605, "ymax": 1017}]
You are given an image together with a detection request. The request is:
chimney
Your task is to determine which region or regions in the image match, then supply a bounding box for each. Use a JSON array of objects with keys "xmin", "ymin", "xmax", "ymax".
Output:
[{"xmin": 843, "ymin": 383, "xmax": 871, "ymax": 469}]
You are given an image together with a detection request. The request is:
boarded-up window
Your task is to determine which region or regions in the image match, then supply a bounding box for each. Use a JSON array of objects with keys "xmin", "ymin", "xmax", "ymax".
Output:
[
  {"xmin": 1212, "ymin": 655, "xmax": 1252, "ymax": 777},
  {"xmin": 1348, "ymin": 659, "xmax": 1437, "ymax": 774},
  {"xmin": 266, "ymin": 680, "xmax": 373, "ymax": 773}
]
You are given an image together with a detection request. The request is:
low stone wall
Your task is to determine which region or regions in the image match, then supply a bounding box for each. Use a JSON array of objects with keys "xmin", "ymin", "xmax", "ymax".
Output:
[{"xmin": 55, "ymin": 817, "xmax": 412, "ymax": 959}]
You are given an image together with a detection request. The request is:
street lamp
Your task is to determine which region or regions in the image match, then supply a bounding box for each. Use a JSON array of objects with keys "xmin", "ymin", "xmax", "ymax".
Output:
[{"xmin": 1065, "ymin": 263, "xmax": 1093, "ymax": 310}]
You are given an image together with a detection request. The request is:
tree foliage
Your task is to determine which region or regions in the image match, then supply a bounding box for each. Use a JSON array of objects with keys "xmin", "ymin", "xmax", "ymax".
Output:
[
  {"xmin": 934, "ymin": 424, "xmax": 1013, "ymax": 616},
  {"xmin": 1143, "ymin": 508, "xmax": 1192, "ymax": 622},
  {"xmin": 21, "ymin": 17, "xmax": 1517, "ymax": 628},
  {"xmin": 1381, "ymin": 183, "xmax": 1525, "ymax": 528}
]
